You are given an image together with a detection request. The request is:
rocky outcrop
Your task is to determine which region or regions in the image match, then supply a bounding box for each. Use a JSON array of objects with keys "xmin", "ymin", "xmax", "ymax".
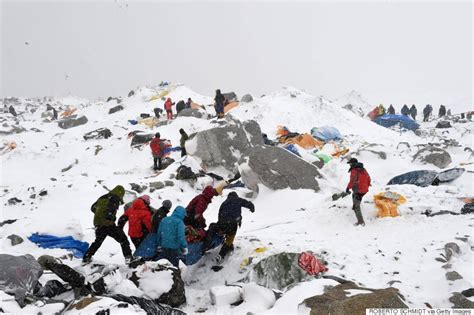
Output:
[
  {"xmin": 177, "ymin": 108, "xmax": 206, "ymax": 119},
  {"xmin": 241, "ymin": 94, "xmax": 253, "ymax": 103},
  {"xmin": 108, "ymin": 105, "xmax": 124, "ymax": 114}
]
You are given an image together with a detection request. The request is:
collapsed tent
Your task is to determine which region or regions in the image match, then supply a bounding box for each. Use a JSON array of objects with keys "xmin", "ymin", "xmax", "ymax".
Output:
[
  {"xmin": 276, "ymin": 127, "xmax": 324, "ymax": 150},
  {"xmin": 373, "ymin": 114, "xmax": 420, "ymax": 131},
  {"xmin": 138, "ymin": 117, "xmax": 160, "ymax": 129},
  {"xmin": 312, "ymin": 152, "xmax": 332, "ymax": 164},
  {"xmin": 387, "ymin": 168, "xmax": 465, "ymax": 187},
  {"xmin": 310, "ymin": 126, "xmax": 343, "ymax": 142},
  {"xmin": 224, "ymin": 101, "xmax": 239, "ymax": 114},
  {"xmin": 28, "ymin": 234, "xmax": 89, "ymax": 258},
  {"xmin": 373, "ymin": 191, "xmax": 406, "ymax": 217}
]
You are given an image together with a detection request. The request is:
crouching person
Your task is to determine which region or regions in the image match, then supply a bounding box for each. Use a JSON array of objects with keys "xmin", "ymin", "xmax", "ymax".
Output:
[{"xmin": 155, "ymin": 206, "xmax": 188, "ymax": 267}]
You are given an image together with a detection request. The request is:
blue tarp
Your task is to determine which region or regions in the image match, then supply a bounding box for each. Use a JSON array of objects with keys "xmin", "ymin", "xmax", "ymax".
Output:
[
  {"xmin": 162, "ymin": 146, "xmax": 182, "ymax": 154},
  {"xmin": 28, "ymin": 233, "xmax": 89, "ymax": 258},
  {"xmin": 283, "ymin": 144, "xmax": 301, "ymax": 157},
  {"xmin": 373, "ymin": 114, "xmax": 420, "ymax": 131},
  {"xmin": 311, "ymin": 126, "xmax": 343, "ymax": 142},
  {"xmin": 134, "ymin": 233, "xmax": 224, "ymax": 266}
]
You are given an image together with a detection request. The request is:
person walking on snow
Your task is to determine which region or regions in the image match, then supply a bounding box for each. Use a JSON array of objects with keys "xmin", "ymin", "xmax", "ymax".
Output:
[
  {"xmin": 150, "ymin": 133, "xmax": 164, "ymax": 171},
  {"xmin": 439, "ymin": 104, "xmax": 447, "ymax": 118},
  {"xmin": 155, "ymin": 206, "xmax": 188, "ymax": 267},
  {"xmin": 151, "ymin": 200, "xmax": 173, "ymax": 233},
  {"xmin": 184, "ymin": 186, "xmax": 219, "ymax": 229},
  {"xmin": 214, "ymin": 89, "xmax": 225, "ymax": 118},
  {"xmin": 82, "ymin": 185, "xmax": 133, "ymax": 264},
  {"xmin": 118, "ymin": 195, "xmax": 152, "ymax": 249},
  {"xmin": 409, "ymin": 104, "xmax": 417, "ymax": 120},
  {"xmin": 401, "ymin": 104, "xmax": 410, "ymax": 116},
  {"xmin": 387, "ymin": 104, "xmax": 395, "ymax": 115},
  {"xmin": 423, "ymin": 104, "xmax": 433, "ymax": 122},
  {"xmin": 203, "ymin": 192, "xmax": 255, "ymax": 264},
  {"xmin": 185, "ymin": 98, "xmax": 192, "ymax": 109},
  {"xmin": 164, "ymin": 97, "xmax": 174, "ymax": 120},
  {"xmin": 346, "ymin": 158, "xmax": 371, "ymax": 226},
  {"xmin": 179, "ymin": 128, "xmax": 189, "ymax": 157}
]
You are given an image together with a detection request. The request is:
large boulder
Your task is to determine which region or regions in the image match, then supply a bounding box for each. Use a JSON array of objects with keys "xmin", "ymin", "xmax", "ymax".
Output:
[
  {"xmin": 300, "ymin": 282, "xmax": 408, "ymax": 315},
  {"xmin": 413, "ymin": 146, "xmax": 452, "ymax": 169},
  {"xmin": 249, "ymin": 252, "xmax": 313, "ymax": 290},
  {"xmin": 239, "ymin": 145, "xmax": 321, "ymax": 192},
  {"xmin": 187, "ymin": 118, "xmax": 263, "ymax": 171},
  {"xmin": 58, "ymin": 116, "xmax": 88, "ymax": 129},
  {"xmin": 83, "ymin": 128, "xmax": 112, "ymax": 140},
  {"xmin": 241, "ymin": 94, "xmax": 253, "ymax": 103},
  {"xmin": 177, "ymin": 108, "xmax": 206, "ymax": 119}
]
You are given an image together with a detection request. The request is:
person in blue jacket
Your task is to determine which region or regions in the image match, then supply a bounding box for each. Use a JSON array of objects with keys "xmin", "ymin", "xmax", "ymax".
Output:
[{"xmin": 155, "ymin": 206, "xmax": 188, "ymax": 267}]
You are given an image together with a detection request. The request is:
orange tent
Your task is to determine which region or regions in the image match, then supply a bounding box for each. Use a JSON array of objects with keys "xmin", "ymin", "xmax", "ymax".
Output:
[
  {"xmin": 224, "ymin": 101, "xmax": 239, "ymax": 114},
  {"xmin": 281, "ymin": 133, "xmax": 324, "ymax": 150}
]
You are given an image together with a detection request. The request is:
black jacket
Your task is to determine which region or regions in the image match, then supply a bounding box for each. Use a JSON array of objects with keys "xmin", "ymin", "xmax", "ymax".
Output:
[
  {"xmin": 176, "ymin": 101, "xmax": 186, "ymax": 113},
  {"xmin": 218, "ymin": 192, "xmax": 254, "ymax": 223},
  {"xmin": 151, "ymin": 206, "xmax": 170, "ymax": 233}
]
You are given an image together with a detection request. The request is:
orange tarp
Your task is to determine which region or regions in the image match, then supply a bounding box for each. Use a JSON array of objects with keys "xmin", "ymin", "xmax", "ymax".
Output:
[
  {"xmin": 224, "ymin": 101, "xmax": 239, "ymax": 113},
  {"xmin": 374, "ymin": 192, "xmax": 406, "ymax": 218},
  {"xmin": 281, "ymin": 134, "xmax": 324, "ymax": 150},
  {"xmin": 60, "ymin": 108, "xmax": 77, "ymax": 118}
]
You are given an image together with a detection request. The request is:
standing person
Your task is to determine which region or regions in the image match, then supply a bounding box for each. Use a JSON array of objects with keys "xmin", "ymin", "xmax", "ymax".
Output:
[
  {"xmin": 155, "ymin": 206, "xmax": 188, "ymax": 267},
  {"xmin": 185, "ymin": 98, "xmax": 192, "ymax": 109},
  {"xmin": 8, "ymin": 105, "xmax": 17, "ymax": 117},
  {"xmin": 423, "ymin": 104, "xmax": 433, "ymax": 122},
  {"xmin": 447, "ymin": 109, "xmax": 452, "ymax": 116},
  {"xmin": 409, "ymin": 104, "xmax": 417, "ymax": 120},
  {"xmin": 179, "ymin": 128, "xmax": 189, "ymax": 157},
  {"xmin": 401, "ymin": 104, "xmax": 410, "ymax": 116},
  {"xmin": 185, "ymin": 186, "xmax": 219, "ymax": 229},
  {"xmin": 164, "ymin": 98, "xmax": 174, "ymax": 120},
  {"xmin": 82, "ymin": 185, "xmax": 133, "ymax": 264},
  {"xmin": 203, "ymin": 192, "xmax": 255, "ymax": 264},
  {"xmin": 439, "ymin": 104, "xmax": 446, "ymax": 118},
  {"xmin": 153, "ymin": 108, "xmax": 162, "ymax": 119},
  {"xmin": 214, "ymin": 89, "xmax": 225, "ymax": 119},
  {"xmin": 176, "ymin": 100, "xmax": 186, "ymax": 114},
  {"xmin": 151, "ymin": 200, "xmax": 173, "ymax": 233},
  {"xmin": 117, "ymin": 195, "xmax": 152, "ymax": 249},
  {"xmin": 346, "ymin": 158, "xmax": 371, "ymax": 226},
  {"xmin": 150, "ymin": 133, "xmax": 164, "ymax": 171},
  {"xmin": 387, "ymin": 104, "xmax": 395, "ymax": 115}
]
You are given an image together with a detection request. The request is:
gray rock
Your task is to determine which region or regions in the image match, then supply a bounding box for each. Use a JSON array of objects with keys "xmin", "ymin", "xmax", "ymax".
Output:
[
  {"xmin": 164, "ymin": 180, "xmax": 174, "ymax": 187},
  {"xmin": 189, "ymin": 118, "xmax": 263, "ymax": 171},
  {"xmin": 149, "ymin": 182, "xmax": 165, "ymax": 191},
  {"xmin": 7, "ymin": 234, "xmax": 24, "ymax": 246},
  {"xmin": 300, "ymin": 282, "xmax": 408, "ymax": 315},
  {"xmin": 449, "ymin": 292, "xmax": 474, "ymax": 308},
  {"xmin": 61, "ymin": 159, "xmax": 78, "ymax": 172},
  {"xmin": 461, "ymin": 288, "xmax": 474, "ymax": 297},
  {"xmin": 39, "ymin": 190, "xmax": 47, "ymax": 196},
  {"xmin": 177, "ymin": 108, "xmax": 206, "ymax": 119},
  {"xmin": 128, "ymin": 90, "xmax": 135, "ymax": 97},
  {"xmin": 241, "ymin": 94, "xmax": 253, "ymax": 103},
  {"xmin": 109, "ymin": 105, "xmax": 124, "ymax": 114},
  {"xmin": 83, "ymin": 128, "xmax": 112, "ymax": 140},
  {"xmin": 0, "ymin": 125, "xmax": 27, "ymax": 135},
  {"xmin": 7, "ymin": 197, "xmax": 22, "ymax": 205},
  {"xmin": 436, "ymin": 121, "xmax": 452, "ymax": 128},
  {"xmin": 413, "ymin": 146, "xmax": 452, "ymax": 169},
  {"xmin": 223, "ymin": 92, "xmax": 238, "ymax": 102},
  {"xmin": 444, "ymin": 242, "xmax": 460, "ymax": 261},
  {"xmin": 130, "ymin": 183, "xmax": 147, "ymax": 194},
  {"xmin": 446, "ymin": 271, "xmax": 463, "ymax": 281},
  {"xmin": 239, "ymin": 145, "xmax": 320, "ymax": 192},
  {"xmin": 58, "ymin": 116, "xmax": 88, "ymax": 129}
]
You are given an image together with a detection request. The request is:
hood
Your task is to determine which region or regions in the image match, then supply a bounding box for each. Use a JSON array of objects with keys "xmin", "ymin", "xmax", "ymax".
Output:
[
  {"xmin": 350, "ymin": 162, "xmax": 364, "ymax": 170},
  {"xmin": 110, "ymin": 185, "xmax": 125, "ymax": 202},
  {"xmin": 202, "ymin": 186, "xmax": 217, "ymax": 200},
  {"xmin": 227, "ymin": 191, "xmax": 238, "ymax": 200},
  {"xmin": 171, "ymin": 206, "xmax": 186, "ymax": 220}
]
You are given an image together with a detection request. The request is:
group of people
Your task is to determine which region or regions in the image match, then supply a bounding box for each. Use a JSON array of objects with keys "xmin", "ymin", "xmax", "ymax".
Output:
[
  {"xmin": 388, "ymin": 103, "xmax": 449, "ymax": 122},
  {"xmin": 82, "ymin": 183, "xmax": 255, "ymax": 268},
  {"xmin": 160, "ymin": 97, "xmax": 194, "ymax": 120},
  {"xmin": 149, "ymin": 129, "xmax": 189, "ymax": 170}
]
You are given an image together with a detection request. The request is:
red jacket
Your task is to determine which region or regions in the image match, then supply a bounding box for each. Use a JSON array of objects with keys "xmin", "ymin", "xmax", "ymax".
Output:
[
  {"xmin": 123, "ymin": 198, "xmax": 151, "ymax": 238},
  {"xmin": 150, "ymin": 138, "xmax": 163, "ymax": 157},
  {"xmin": 185, "ymin": 186, "xmax": 216, "ymax": 227},
  {"xmin": 164, "ymin": 99, "xmax": 173, "ymax": 111},
  {"xmin": 347, "ymin": 164, "xmax": 371, "ymax": 194}
]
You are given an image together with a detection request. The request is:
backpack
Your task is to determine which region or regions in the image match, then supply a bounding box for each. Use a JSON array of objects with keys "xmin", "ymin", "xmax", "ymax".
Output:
[{"xmin": 176, "ymin": 165, "xmax": 196, "ymax": 180}]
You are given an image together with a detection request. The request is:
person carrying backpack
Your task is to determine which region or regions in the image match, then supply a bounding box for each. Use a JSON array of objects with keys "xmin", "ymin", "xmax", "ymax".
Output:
[
  {"xmin": 150, "ymin": 133, "xmax": 164, "ymax": 171},
  {"xmin": 387, "ymin": 104, "xmax": 395, "ymax": 115},
  {"xmin": 423, "ymin": 104, "xmax": 433, "ymax": 122},
  {"xmin": 82, "ymin": 185, "xmax": 133, "ymax": 264},
  {"xmin": 401, "ymin": 104, "xmax": 410, "ymax": 116},
  {"xmin": 214, "ymin": 89, "xmax": 225, "ymax": 118},
  {"xmin": 164, "ymin": 98, "xmax": 174, "ymax": 120},
  {"xmin": 346, "ymin": 158, "xmax": 371, "ymax": 226},
  {"xmin": 439, "ymin": 105, "xmax": 446, "ymax": 118},
  {"xmin": 151, "ymin": 200, "xmax": 173, "ymax": 233},
  {"xmin": 176, "ymin": 100, "xmax": 186, "ymax": 114},
  {"xmin": 184, "ymin": 186, "xmax": 218, "ymax": 229},
  {"xmin": 155, "ymin": 206, "xmax": 188, "ymax": 267},
  {"xmin": 203, "ymin": 192, "xmax": 255, "ymax": 264},
  {"xmin": 409, "ymin": 104, "xmax": 417, "ymax": 120},
  {"xmin": 179, "ymin": 128, "xmax": 189, "ymax": 157},
  {"xmin": 118, "ymin": 195, "xmax": 152, "ymax": 249}
]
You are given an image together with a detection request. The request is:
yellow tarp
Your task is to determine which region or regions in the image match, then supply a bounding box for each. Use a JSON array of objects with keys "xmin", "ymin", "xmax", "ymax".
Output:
[
  {"xmin": 138, "ymin": 117, "xmax": 159, "ymax": 129},
  {"xmin": 224, "ymin": 101, "xmax": 239, "ymax": 113},
  {"xmin": 148, "ymin": 89, "xmax": 171, "ymax": 102},
  {"xmin": 374, "ymin": 191, "xmax": 406, "ymax": 218}
]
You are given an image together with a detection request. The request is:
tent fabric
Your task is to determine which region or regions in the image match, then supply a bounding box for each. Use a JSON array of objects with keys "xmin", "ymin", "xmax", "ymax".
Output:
[
  {"xmin": 373, "ymin": 114, "xmax": 420, "ymax": 131},
  {"xmin": 436, "ymin": 168, "xmax": 465, "ymax": 183},
  {"xmin": 191, "ymin": 102, "xmax": 202, "ymax": 110},
  {"xmin": 283, "ymin": 144, "xmax": 301, "ymax": 157},
  {"xmin": 280, "ymin": 133, "xmax": 323, "ymax": 150},
  {"xmin": 224, "ymin": 101, "xmax": 239, "ymax": 114},
  {"xmin": 28, "ymin": 233, "xmax": 89, "ymax": 258},
  {"xmin": 298, "ymin": 252, "xmax": 328, "ymax": 275},
  {"xmin": 310, "ymin": 126, "xmax": 343, "ymax": 142},
  {"xmin": 373, "ymin": 192, "xmax": 406, "ymax": 217},
  {"xmin": 387, "ymin": 170, "xmax": 438, "ymax": 187},
  {"xmin": 312, "ymin": 152, "xmax": 332, "ymax": 164},
  {"xmin": 60, "ymin": 108, "xmax": 77, "ymax": 118},
  {"xmin": 138, "ymin": 117, "xmax": 159, "ymax": 129}
]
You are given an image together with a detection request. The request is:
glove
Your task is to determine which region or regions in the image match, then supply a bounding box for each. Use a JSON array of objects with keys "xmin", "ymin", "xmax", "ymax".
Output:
[
  {"xmin": 182, "ymin": 248, "xmax": 189, "ymax": 255},
  {"xmin": 346, "ymin": 188, "xmax": 350, "ymax": 194},
  {"xmin": 250, "ymin": 207, "xmax": 255, "ymax": 213}
]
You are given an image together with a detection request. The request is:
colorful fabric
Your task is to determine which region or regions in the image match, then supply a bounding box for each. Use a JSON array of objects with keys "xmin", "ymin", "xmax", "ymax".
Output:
[
  {"xmin": 28, "ymin": 234, "xmax": 89, "ymax": 258},
  {"xmin": 298, "ymin": 252, "xmax": 328, "ymax": 275}
]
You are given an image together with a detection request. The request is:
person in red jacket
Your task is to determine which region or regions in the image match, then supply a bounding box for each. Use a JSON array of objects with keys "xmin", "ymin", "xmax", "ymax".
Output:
[
  {"xmin": 118, "ymin": 195, "xmax": 152, "ymax": 249},
  {"xmin": 185, "ymin": 186, "xmax": 218, "ymax": 229},
  {"xmin": 150, "ymin": 133, "xmax": 164, "ymax": 170},
  {"xmin": 346, "ymin": 158, "xmax": 371, "ymax": 226},
  {"xmin": 164, "ymin": 98, "xmax": 174, "ymax": 120}
]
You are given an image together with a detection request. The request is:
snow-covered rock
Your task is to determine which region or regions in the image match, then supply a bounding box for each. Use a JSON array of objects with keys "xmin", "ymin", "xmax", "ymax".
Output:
[{"xmin": 413, "ymin": 146, "xmax": 452, "ymax": 169}]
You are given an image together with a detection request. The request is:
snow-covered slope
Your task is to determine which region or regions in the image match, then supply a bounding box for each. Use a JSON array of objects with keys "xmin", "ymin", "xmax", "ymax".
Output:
[{"xmin": 1, "ymin": 84, "xmax": 473, "ymax": 313}]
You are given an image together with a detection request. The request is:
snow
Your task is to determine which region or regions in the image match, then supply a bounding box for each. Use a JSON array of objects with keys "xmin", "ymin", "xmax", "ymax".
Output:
[
  {"xmin": 1, "ymin": 83, "xmax": 473, "ymax": 314},
  {"xmin": 344, "ymin": 288, "xmax": 373, "ymax": 297},
  {"xmin": 209, "ymin": 285, "xmax": 242, "ymax": 306}
]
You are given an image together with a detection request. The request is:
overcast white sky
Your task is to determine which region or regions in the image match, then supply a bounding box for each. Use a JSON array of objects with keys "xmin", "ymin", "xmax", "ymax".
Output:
[{"xmin": 1, "ymin": 1, "xmax": 472, "ymax": 106}]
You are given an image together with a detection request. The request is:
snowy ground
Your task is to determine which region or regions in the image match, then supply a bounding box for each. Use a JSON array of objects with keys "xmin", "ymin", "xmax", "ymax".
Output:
[{"xmin": 1, "ymin": 84, "xmax": 473, "ymax": 313}]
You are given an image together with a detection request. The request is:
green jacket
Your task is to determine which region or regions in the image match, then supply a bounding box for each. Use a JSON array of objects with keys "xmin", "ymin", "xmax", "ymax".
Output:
[{"xmin": 92, "ymin": 185, "xmax": 125, "ymax": 226}]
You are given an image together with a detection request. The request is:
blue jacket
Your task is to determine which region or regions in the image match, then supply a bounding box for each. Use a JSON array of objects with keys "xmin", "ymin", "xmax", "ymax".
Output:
[{"xmin": 156, "ymin": 206, "xmax": 188, "ymax": 250}]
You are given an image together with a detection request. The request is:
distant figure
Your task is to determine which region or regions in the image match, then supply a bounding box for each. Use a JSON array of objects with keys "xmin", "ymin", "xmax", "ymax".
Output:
[
  {"xmin": 150, "ymin": 133, "xmax": 164, "ymax": 170},
  {"xmin": 401, "ymin": 104, "xmax": 410, "ymax": 116},
  {"xmin": 118, "ymin": 195, "xmax": 152, "ymax": 249},
  {"xmin": 423, "ymin": 104, "xmax": 433, "ymax": 122},
  {"xmin": 387, "ymin": 104, "xmax": 395, "ymax": 115},
  {"xmin": 153, "ymin": 107, "xmax": 162, "ymax": 119},
  {"xmin": 409, "ymin": 104, "xmax": 417, "ymax": 120},
  {"xmin": 214, "ymin": 89, "xmax": 225, "ymax": 119},
  {"xmin": 439, "ymin": 105, "xmax": 446, "ymax": 118},
  {"xmin": 346, "ymin": 158, "xmax": 371, "ymax": 226},
  {"xmin": 447, "ymin": 109, "xmax": 452, "ymax": 116},
  {"xmin": 186, "ymin": 98, "xmax": 192, "ymax": 109},
  {"xmin": 155, "ymin": 206, "xmax": 188, "ymax": 267},
  {"xmin": 8, "ymin": 105, "xmax": 17, "ymax": 117},
  {"xmin": 176, "ymin": 100, "xmax": 186, "ymax": 114},
  {"xmin": 164, "ymin": 98, "xmax": 174, "ymax": 120},
  {"xmin": 179, "ymin": 128, "xmax": 189, "ymax": 157},
  {"xmin": 151, "ymin": 200, "xmax": 173, "ymax": 233}
]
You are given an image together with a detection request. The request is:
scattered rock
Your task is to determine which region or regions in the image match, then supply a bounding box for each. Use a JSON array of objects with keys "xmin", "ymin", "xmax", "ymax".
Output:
[
  {"xmin": 95, "ymin": 145, "xmax": 103, "ymax": 155},
  {"xmin": 30, "ymin": 194, "xmax": 36, "ymax": 199},
  {"xmin": 461, "ymin": 288, "xmax": 474, "ymax": 297},
  {"xmin": 7, "ymin": 234, "xmax": 24, "ymax": 246},
  {"xmin": 83, "ymin": 128, "xmax": 112, "ymax": 140},
  {"xmin": 436, "ymin": 121, "xmax": 452, "ymax": 129},
  {"xmin": 435, "ymin": 257, "xmax": 447, "ymax": 263},
  {"xmin": 241, "ymin": 94, "xmax": 253, "ymax": 103},
  {"xmin": 61, "ymin": 159, "xmax": 79, "ymax": 172},
  {"xmin": 177, "ymin": 108, "xmax": 206, "ymax": 119},
  {"xmin": 449, "ymin": 292, "xmax": 474, "ymax": 308},
  {"xmin": 161, "ymin": 158, "xmax": 175, "ymax": 170},
  {"xmin": 0, "ymin": 219, "xmax": 17, "ymax": 227},
  {"xmin": 106, "ymin": 96, "xmax": 122, "ymax": 103},
  {"xmin": 441, "ymin": 264, "xmax": 452, "ymax": 270},
  {"xmin": 445, "ymin": 271, "xmax": 463, "ymax": 281},
  {"xmin": 300, "ymin": 282, "xmax": 408, "ymax": 315},
  {"xmin": 39, "ymin": 190, "xmax": 47, "ymax": 197},
  {"xmin": 7, "ymin": 197, "xmax": 22, "ymax": 205},
  {"xmin": 128, "ymin": 90, "xmax": 135, "ymax": 97},
  {"xmin": 130, "ymin": 183, "xmax": 147, "ymax": 194},
  {"xmin": 239, "ymin": 145, "xmax": 321, "ymax": 192},
  {"xmin": 130, "ymin": 132, "xmax": 154, "ymax": 147},
  {"xmin": 58, "ymin": 116, "xmax": 88, "ymax": 129},
  {"xmin": 164, "ymin": 180, "xmax": 174, "ymax": 187},
  {"xmin": 444, "ymin": 242, "xmax": 460, "ymax": 261},
  {"xmin": 149, "ymin": 182, "xmax": 165, "ymax": 192},
  {"xmin": 413, "ymin": 146, "xmax": 452, "ymax": 169},
  {"xmin": 109, "ymin": 105, "xmax": 124, "ymax": 114}
]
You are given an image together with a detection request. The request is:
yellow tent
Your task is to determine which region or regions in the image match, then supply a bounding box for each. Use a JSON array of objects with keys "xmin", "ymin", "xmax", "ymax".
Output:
[
  {"xmin": 148, "ymin": 89, "xmax": 172, "ymax": 102},
  {"xmin": 374, "ymin": 191, "xmax": 406, "ymax": 218}
]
